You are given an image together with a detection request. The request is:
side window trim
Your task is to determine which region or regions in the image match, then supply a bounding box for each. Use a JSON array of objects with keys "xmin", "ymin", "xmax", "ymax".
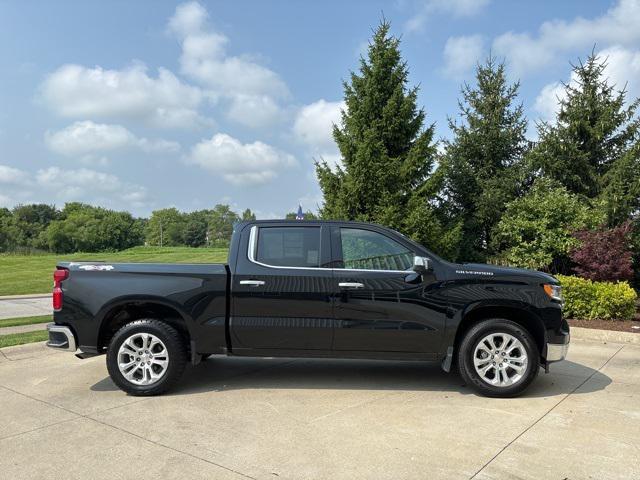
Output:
[
  {"xmin": 246, "ymin": 224, "xmax": 414, "ymax": 273},
  {"xmin": 247, "ymin": 225, "xmax": 331, "ymax": 271}
]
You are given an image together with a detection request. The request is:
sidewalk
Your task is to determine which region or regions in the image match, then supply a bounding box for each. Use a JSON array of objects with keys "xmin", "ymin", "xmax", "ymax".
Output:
[
  {"xmin": 0, "ymin": 294, "xmax": 50, "ymax": 320},
  {"xmin": 0, "ymin": 323, "xmax": 48, "ymax": 335}
]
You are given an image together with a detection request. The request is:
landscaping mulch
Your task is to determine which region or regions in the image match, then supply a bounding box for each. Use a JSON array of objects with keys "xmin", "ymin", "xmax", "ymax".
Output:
[{"xmin": 567, "ymin": 318, "xmax": 640, "ymax": 333}]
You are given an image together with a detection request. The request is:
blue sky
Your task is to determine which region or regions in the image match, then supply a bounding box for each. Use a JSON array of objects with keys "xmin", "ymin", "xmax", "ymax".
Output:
[{"xmin": 1, "ymin": 0, "xmax": 639, "ymax": 218}]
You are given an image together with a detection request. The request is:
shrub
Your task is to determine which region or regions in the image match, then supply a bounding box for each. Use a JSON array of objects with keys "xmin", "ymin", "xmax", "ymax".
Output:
[
  {"xmin": 557, "ymin": 274, "xmax": 637, "ymax": 320},
  {"xmin": 491, "ymin": 178, "xmax": 603, "ymax": 272},
  {"xmin": 570, "ymin": 223, "xmax": 633, "ymax": 282}
]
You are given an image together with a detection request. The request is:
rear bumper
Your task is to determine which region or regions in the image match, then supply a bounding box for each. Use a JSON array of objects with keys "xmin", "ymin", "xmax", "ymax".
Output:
[{"xmin": 46, "ymin": 323, "xmax": 77, "ymax": 352}]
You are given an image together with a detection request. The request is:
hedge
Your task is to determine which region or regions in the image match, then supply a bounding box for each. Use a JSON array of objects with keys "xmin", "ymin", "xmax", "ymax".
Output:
[{"xmin": 556, "ymin": 274, "xmax": 637, "ymax": 321}]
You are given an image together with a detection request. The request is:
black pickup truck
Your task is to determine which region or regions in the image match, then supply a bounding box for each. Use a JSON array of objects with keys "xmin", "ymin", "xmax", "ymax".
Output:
[{"xmin": 47, "ymin": 220, "xmax": 569, "ymax": 397}]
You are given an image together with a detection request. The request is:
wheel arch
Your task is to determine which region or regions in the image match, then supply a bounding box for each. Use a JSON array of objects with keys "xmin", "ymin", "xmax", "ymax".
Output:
[
  {"xmin": 97, "ymin": 296, "xmax": 192, "ymax": 352},
  {"xmin": 453, "ymin": 303, "xmax": 547, "ymax": 358}
]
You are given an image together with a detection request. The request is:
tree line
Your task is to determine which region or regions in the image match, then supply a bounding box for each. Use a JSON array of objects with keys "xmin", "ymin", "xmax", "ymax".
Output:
[
  {"xmin": 0, "ymin": 203, "xmax": 260, "ymax": 253},
  {"xmin": 317, "ymin": 22, "xmax": 640, "ymax": 286}
]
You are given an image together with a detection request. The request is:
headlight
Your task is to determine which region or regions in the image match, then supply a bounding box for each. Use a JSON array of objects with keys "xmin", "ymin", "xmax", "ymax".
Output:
[{"xmin": 543, "ymin": 284, "xmax": 563, "ymax": 302}]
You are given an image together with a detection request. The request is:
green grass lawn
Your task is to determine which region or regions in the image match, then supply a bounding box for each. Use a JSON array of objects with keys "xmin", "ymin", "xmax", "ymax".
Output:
[
  {"xmin": 0, "ymin": 246, "xmax": 228, "ymax": 296},
  {"xmin": 0, "ymin": 315, "xmax": 51, "ymax": 328},
  {"xmin": 0, "ymin": 330, "xmax": 49, "ymax": 348}
]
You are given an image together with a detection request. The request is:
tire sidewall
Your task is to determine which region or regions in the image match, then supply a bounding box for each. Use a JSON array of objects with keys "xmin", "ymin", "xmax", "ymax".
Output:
[
  {"xmin": 106, "ymin": 319, "xmax": 186, "ymax": 396},
  {"xmin": 458, "ymin": 319, "xmax": 539, "ymax": 398}
]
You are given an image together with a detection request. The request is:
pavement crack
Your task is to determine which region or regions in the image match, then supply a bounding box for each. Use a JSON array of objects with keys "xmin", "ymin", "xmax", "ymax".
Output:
[
  {"xmin": 468, "ymin": 344, "xmax": 626, "ymax": 480},
  {"xmin": 309, "ymin": 390, "xmax": 400, "ymax": 423},
  {"xmin": 0, "ymin": 417, "xmax": 79, "ymax": 441},
  {"xmin": 0, "ymin": 384, "xmax": 82, "ymax": 418},
  {"xmin": 86, "ymin": 415, "xmax": 259, "ymax": 480},
  {"xmin": 0, "ymin": 384, "xmax": 259, "ymax": 480}
]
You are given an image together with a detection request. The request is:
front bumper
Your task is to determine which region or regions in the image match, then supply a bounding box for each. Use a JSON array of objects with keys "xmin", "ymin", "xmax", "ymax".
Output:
[
  {"xmin": 46, "ymin": 323, "xmax": 77, "ymax": 352},
  {"xmin": 546, "ymin": 340, "xmax": 569, "ymax": 362}
]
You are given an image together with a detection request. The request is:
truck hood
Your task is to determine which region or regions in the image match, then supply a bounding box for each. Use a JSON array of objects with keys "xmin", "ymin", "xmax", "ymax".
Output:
[{"xmin": 450, "ymin": 262, "xmax": 558, "ymax": 284}]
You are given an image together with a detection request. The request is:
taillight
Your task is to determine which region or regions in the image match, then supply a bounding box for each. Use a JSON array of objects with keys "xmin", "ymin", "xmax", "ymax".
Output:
[{"xmin": 53, "ymin": 268, "xmax": 69, "ymax": 311}]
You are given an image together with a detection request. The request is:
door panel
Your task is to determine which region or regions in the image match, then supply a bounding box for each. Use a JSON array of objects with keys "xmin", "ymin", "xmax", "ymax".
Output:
[
  {"xmin": 331, "ymin": 227, "xmax": 447, "ymax": 353},
  {"xmin": 231, "ymin": 224, "xmax": 334, "ymax": 351},
  {"xmin": 333, "ymin": 270, "xmax": 447, "ymax": 352}
]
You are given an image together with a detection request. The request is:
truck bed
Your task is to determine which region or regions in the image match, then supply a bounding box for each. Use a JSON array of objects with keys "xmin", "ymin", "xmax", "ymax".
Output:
[{"xmin": 55, "ymin": 261, "xmax": 229, "ymax": 355}]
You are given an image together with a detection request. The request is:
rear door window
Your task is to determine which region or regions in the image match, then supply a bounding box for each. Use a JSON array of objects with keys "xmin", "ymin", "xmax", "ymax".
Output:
[{"xmin": 256, "ymin": 227, "xmax": 321, "ymax": 268}]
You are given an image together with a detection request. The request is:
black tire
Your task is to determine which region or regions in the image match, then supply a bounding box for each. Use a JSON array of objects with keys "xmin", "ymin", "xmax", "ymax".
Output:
[
  {"xmin": 457, "ymin": 318, "xmax": 539, "ymax": 398},
  {"xmin": 106, "ymin": 319, "xmax": 187, "ymax": 396}
]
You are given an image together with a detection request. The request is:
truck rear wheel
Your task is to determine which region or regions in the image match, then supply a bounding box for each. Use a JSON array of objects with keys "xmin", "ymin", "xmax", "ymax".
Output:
[
  {"xmin": 106, "ymin": 319, "xmax": 187, "ymax": 396},
  {"xmin": 457, "ymin": 318, "xmax": 539, "ymax": 398}
]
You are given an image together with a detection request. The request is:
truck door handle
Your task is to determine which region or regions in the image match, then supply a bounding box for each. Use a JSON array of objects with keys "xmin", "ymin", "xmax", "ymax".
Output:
[
  {"xmin": 239, "ymin": 280, "xmax": 265, "ymax": 287},
  {"xmin": 338, "ymin": 282, "xmax": 364, "ymax": 289}
]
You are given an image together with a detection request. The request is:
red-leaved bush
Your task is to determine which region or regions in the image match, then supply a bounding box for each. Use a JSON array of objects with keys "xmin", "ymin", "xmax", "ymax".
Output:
[{"xmin": 570, "ymin": 223, "xmax": 634, "ymax": 282}]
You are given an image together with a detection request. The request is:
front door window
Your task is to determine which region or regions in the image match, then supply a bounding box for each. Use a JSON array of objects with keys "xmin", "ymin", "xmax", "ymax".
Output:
[{"xmin": 339, "ymin": 228, "xmax": 413, "ymax": 271}]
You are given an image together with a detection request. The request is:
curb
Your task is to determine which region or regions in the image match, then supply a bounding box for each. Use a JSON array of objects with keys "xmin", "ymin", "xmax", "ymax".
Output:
[
  {"xmin": 570, "ymin": 326, "xmax": 640, "ymax": 345},
  {"xmin": 0, "ymin": 293, "xmax": 50, "ymax": 300},
  {"xmin": 0, "ymin": 341, "xmax": 54, "ymax": 362}
]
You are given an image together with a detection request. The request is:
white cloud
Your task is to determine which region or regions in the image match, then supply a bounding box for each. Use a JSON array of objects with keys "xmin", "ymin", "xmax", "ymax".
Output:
[
  {"xmin": 41, "ymin": 64, "xmax": 209, "ymax": 129},
  {"xmin": 45, "ymin": 121, "xmax": 180, "ymax": 157},
  {"xmin": 227, "ymin": 94, "xmax": 283, "ymax": 128},
  {"xmin": 168, "ymin": 1, "xmax": 290, "ymax": 127},
  {"xmin": 599, "ymin": 45, "xmax": 640, "ymax": 101},
  {"xmin": 0, "ymin": 194, "xmax": 12, "ymax": 208},
  {"xmin": 0, "ymin": 165, "xmax": 28, "ymax": 184},
  {"xmin": 533, "ymin": 81, "xmax": 567, "ymax": 122},
  {"xmin": 533, "ymin": 45, "xmax": 640, "ymax": 123},
  {"xmin": 293, "ymin": 100, "xmax": 343, "ymax": 170},
  {"xmin": 293, "ymin": 100, "xmax": 343, "ymax": 150},
  {"xmin": 442, "ymin": 35, "xmax": 484, "ymax": 79},
  {"xmin": 35, "ymin": 167, "xmax": 149, "ymax": 207},
  {"xmin": 406, "ymin": 0, "xmax": 490, "ymax": 32},
  {"xmin": 187, "ymin": 133, "xmax": 296, "ymax": 185},
  {"xmin": 0, "ymin": 164, "xmax": 150, "ymax": 210},
  {"xmin": 493, "ymin": 0, "xmax": 640, "ymax": 75}
]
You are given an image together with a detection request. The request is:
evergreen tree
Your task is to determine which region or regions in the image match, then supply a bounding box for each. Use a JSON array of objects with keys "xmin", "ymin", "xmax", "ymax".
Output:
[
  {"xmin": 530, "ymin": 52, "xmax": 640, "ymax": 223},
  {"xmin": 241, "ymin": 208, "xmax": 256, "ymax": 221},
  {"xmin": 439, "ymin": 56, "xmax": 529, "ymax": 262},
  {"xmin": 315, "ymin": 21, "xmax": 450, "ymax": 254}
]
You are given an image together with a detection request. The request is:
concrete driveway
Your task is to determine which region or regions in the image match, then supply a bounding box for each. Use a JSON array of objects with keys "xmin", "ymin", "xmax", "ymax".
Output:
[{"xmin": 1, "ymin": 338, "xmax": 638, "ymax": 480}]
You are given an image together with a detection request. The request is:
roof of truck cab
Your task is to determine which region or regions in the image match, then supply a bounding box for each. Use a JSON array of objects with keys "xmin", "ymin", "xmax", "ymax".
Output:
[
  {"xmin": 234, "ymin": 219, "xmax": 414, "ymax": 241},
  {"xmin": 236, "ymin": 219, "xmax": 396, "ymax": 228}
]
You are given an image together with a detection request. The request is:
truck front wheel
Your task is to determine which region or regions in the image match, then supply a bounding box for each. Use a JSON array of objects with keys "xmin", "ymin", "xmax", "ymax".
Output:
[
  {"xmin": 106, "ymin": 319, "xmax": 187, "ymax": 396},
  {"xmin": 457, "ymin": 318, "xmax": 539, "ymax": 398}
]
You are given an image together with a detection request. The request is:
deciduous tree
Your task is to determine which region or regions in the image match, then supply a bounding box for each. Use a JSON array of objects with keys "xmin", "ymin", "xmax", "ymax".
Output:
[{"xmin": 492, "ymin": 179, "xmax": 603, "ymax": 272}]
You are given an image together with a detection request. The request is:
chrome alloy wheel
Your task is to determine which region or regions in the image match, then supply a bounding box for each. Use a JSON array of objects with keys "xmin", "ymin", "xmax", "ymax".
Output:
[
  {"xmin": 473, "ymin": 333, "xmax": 528, "ymax": 387},
  {"xmin": 117, "ymin": 333, "xmax": 169, "ymax": 385}
]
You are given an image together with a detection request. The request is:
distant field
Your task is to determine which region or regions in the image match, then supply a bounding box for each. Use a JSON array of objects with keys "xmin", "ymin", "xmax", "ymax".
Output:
[{"xmin": 0, "ymin": 246, "xmax": 228, "ymax": 296}]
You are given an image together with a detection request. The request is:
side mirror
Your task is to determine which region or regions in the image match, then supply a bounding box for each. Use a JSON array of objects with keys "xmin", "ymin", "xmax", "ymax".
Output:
[{"xmin": 412, "ymin": 256, "xmax": 432, "ymax": 274}]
